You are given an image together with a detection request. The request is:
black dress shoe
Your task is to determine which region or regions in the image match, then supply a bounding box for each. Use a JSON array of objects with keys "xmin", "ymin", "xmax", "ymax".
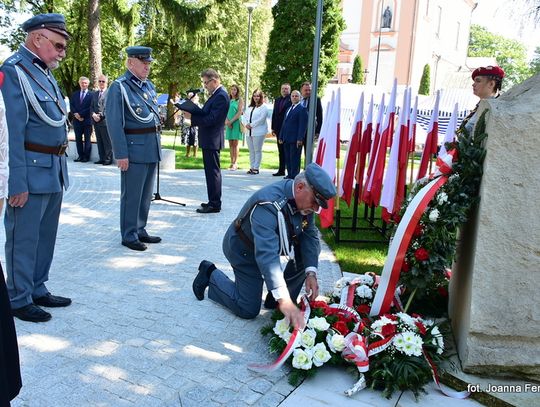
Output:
[
  {"xmin": 200, "ymin": 202, "xmax": 210, "ymax": 208},
  {"xmin": 122, "ymin": 240, "xmax": 147, "ymax": 251},
  {"xmin": 74, "ymin": 157, "xmax": 82, "ymax": 162},
  {"xmin": 81, "ymin": 158, "xmax": 89, "ymax": 163},
  {"xmin": 196, "ymin": 206, "xmax": 220, "ymax": 214},
  {"xmin": 102, "ymin": 160, "xmax": 112, "ymax": 165},
  {"xmin": 33, "ymin": 293, "xmax": 72, "ymax": 308},
  {"xmin": 94, "ymin": 160, "xmax": 104, "ymax": 164},
  {"xmin": 272, "ymin": 172, "xmax": 285, "ymax": 176},
  {"xmin": 12, "ymin": 304, "xmax": 51, "ymax": 322},
  {"xmin": 192, "ymin": 260, "xmax": 216, "ymax": 300},
  {"xmin": 139, "ymin": 235, "xmax": 162, "ymax": 244}
]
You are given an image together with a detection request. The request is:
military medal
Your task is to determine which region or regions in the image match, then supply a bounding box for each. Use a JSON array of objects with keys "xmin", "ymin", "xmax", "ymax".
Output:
[
  {"xmin": 136, "ymin": 107, "xmax": 143, "ymax": 115},
  {"xmin": 143, "ymin": 92, "xmax": 148, "ymax": 100},
  {"xmin": 302, "ymin": 219, "xmax": 308, "ymax": 229}
]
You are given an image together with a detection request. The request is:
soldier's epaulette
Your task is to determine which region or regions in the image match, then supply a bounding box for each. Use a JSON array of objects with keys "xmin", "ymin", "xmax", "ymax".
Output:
[
  {"xmin": 116, "ymin": 76, "xmax": 127, "ymax": 83},
  {"xmin": 271, "ymin": 196, "xmax": 288, "ymax": 211},
  {"xmin": 2, "ymin": 54, "xmax": 22, "ymax": 66}
]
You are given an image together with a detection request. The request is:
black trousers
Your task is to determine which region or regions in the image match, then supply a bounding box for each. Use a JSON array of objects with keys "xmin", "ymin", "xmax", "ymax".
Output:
[
  {"xmin": 276, "ymin": 137, "xmax": 285, "ymax": 174},
  {"xmin": 74, "ymin": 123, "xmax": 92, "ymax": 160},
  {"xmin": 202, "ymin": 148, "xmax": 222, "ymax": 208},
  {"xmin": 0, "ymin": 262, "xmax": 22, "ymax": 405}
]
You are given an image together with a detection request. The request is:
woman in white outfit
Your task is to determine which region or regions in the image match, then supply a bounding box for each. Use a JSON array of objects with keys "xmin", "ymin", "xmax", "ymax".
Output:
[{"xmin": 242, "ymin": 89, "xmax": 268, "ymax": 175}]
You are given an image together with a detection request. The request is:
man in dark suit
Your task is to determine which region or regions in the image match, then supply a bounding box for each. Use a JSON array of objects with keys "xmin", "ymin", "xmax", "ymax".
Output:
[
  {"xmin": 279, "ymin": 90, "xmax": 308, "ymax": 179},
  {"xmin": 270, "ymin": 83, "xmax": 291, "ymax": 177},
  {"xmin": 300, "ymin": 81, "xmax": 323, "ymax": 159},
  {"xmin": 70, "ymin": 76, "xmax": 93, "ymax": 162},
  {"xmin": 183, "ymin": 68, "xmax": 229, "ymax": 214},
  {"xmin": 91, "ymin": 74, "xmax": 113, "ymax": 165}
]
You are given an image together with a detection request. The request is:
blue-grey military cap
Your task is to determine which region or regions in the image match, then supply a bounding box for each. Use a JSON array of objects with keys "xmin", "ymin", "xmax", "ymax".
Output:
[
  {"xmin": 126, "ymin": 46, "xmax": 154, "ymax": 62},
  {"xmin": 305, "ymin": 163, "xmax": 336, "ymax": 209},
  {"xmin": 21, "ymin": 13, "xmax": 71, "ymax": 39}
]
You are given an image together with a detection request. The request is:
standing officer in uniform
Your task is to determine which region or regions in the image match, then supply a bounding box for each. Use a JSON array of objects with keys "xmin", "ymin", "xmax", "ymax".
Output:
[
  {"xmin": 106, "ymin": 46, "xmax": 162, "ymax": 251},
  {"xmin": 1, "ymin": 13, "xmax": 72, "ymax": 323},
  {"xmin": 192, "ymin": 163, "xmax": 336, "ymax": 329}
]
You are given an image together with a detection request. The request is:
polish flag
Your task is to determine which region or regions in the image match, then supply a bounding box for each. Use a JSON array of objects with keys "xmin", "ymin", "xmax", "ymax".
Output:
[
  {"xmin": 318, "ymin": 88, "xmax": 341, "ymax": 228},
  {"xmin": 355, "ymin": 94, "xmax": 374, "ymax": 200},
  {"xmin": 381, "ymin": 87, "xmax": 409, "ymax": 221},
  {"xmin": 315, "ymin": 93, "xmax": 334, "ymax": 166},
  {"xmin": 439, "ymin": 102, "xmax": 458, "ymax": 157},
  {"xmin": 362, "ymin": 93, "xmax": 385, "ymax": 204},
  {"xmin": 417, "ymin": 90, "xmax": 440, "ymax": 180},
  {"xmin": 408, "ymin": 95, "xmax": 418, "ymax": 152},
  {"xmin": 340, "ymin": 92, "xmax": 364, "ymax": 206},
  {"xmin": 364, "ymin": 79, "xmax": 397, "ymax": 206}
]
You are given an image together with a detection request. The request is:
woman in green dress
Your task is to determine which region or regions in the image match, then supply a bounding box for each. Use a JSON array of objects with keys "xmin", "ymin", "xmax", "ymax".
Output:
[{"xmin": 225, "ymin": 84, "xmax": 244, "ymax": 170}]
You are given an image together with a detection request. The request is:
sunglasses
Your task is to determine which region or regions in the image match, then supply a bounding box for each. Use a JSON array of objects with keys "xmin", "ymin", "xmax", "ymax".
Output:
[
  {"xmin": 202, "ymin": 78, "xmax": 215, "ymax": 85},
  {"xmin": 98, "ymin": 80, "xmax": 106, "ymax": 83},
  {"xmin": 40, "ymin": 33, "xmax": 68, "ymax": 52}
]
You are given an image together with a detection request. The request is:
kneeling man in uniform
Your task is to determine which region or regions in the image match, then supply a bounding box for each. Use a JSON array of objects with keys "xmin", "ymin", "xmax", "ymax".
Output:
[{"xmin": 192, "ymin": 163, "xmax": 335, "ymax": 329}]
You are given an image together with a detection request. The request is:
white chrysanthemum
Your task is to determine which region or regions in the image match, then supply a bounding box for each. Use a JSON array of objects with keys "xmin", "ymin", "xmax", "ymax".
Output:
[
  {"xmin": 300, "ymin": 329, "xmax": 317, "ymax": 348},
  {"xmin": 308, "ymin": 316, "xmax": 330, "ymax": 332},
  {"xmin": 437, "ymin": 192, "xmax": 448, "ymax": 205},
  {"xmin": 431, "ymin": 326, "xmax": 444, "ymax": 354},
  {"xmin": 394, "ymin": 332, "xmax": 422, "ymax": 356},
  {"xmin": 311, "ymin": 342, "xmax": 331, "ymax": 367},
  {"xmin": 273, "ymin": 318, "xmax": 290, "ymax": 339},
  {"xmin": 371, "ymin": 316, "xmax": 397, "ymax": 334},
  {"xmin": 449, "ymin": 174, "xmax": 460, "ymax": 182},
  {"xmin": 397, "ymin": 312, "xmax": 417, "ymax": 328},
  {"xmin": 429, "ymin": 209, "xmax": 440, "ymax": 222},
  {"xmin": 355, "ymin": 284, "xmax": 373, "ymax": 299},
  {"xmin": 333, "ymin": 277, "xmax": 351, "ymax": 297},
  {"xmin": 353, "ymin": 275, "xmax": 374, "ymax": 286},
  {"xmin": 292, "ymin": 348, "xmax": 313, "ymax": 370},
  {"xmin": 326, "ymin": 332, "xmax": 346, "ymax": 353}
]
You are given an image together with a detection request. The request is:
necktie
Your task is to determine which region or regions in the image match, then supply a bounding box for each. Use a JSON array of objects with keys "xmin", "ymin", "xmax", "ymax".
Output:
[
  {"xmin": 98, "ymin": 91, "xmax": 103, "ymax": 99},
  {"xmin": 80, "ymin": 91, "xmax": 85, "ymax": 103},
  {"xmin": 303, "ymin": 99, "xmax": 308, "ymax": 108}
]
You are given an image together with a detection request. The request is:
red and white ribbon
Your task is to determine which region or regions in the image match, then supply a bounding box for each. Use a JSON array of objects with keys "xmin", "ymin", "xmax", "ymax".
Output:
[
  {"xmin": 248, "ymin": 296, "xmax": 311, "ymax": 372},
  {"xmin": 423, "ymin": 349, "xmax": 470, "ymax": 398}
]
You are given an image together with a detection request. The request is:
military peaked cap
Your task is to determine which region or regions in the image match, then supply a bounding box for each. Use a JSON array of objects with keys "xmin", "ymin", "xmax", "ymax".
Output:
[
  {"xmin": 126, "ymin": 46, "xmax": 154, "ymax": 62},
  {"xmin": 21, "ymin": 13, "xmax": 71, "ymax": 39},
  {"xmin": 472, "ymin": 65, "xmax": 505, "ymax": 80},
  {"xmin": 305, "ymin": 163, "xmax": 336, "ymax": 209}
]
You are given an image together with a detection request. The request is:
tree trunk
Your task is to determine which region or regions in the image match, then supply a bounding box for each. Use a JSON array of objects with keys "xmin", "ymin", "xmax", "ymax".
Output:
[{"xmin": 88, "ymin": 0, "xmax": 103, "ymax": 89}]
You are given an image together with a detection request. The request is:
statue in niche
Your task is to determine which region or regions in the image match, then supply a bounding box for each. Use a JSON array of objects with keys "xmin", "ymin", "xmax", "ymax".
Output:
[{"xmin": 382, "ymin": 6, "xmax": 392, "ymax": 29}]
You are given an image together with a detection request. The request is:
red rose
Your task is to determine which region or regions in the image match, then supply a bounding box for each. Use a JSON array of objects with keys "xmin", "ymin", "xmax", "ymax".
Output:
[
  {"xmin": 437, "ymin": 286, "xmax": 448, "ymax": 297},
  {"xmin": 401, "ymin": 261, "xmax": 411, "ymax": 273},
  {"xmin": 413, "ymin": 225, "xmax": 424, "ymax": 237},
  {"xmin": 356, "ymin": 304, "xmax": 371, "ymax": 315},
  {"xmin": 381, "ymin": 323, "xmax": 396, "ymax": 336},
  {"xmin": 415, "ymin": 321, "xmax": 427, "ymax": 335},
  {"xmin": 414, "ymin": 248, "xmax": 430, "ymax": 262},
  {"xmin": 444, "ymin": 268, "xmax": 452, "ymax": 279},
  {"xmin": 310, "ymin": 300, "xmax": 328, "ymax": 310},
  {"xmin": 333, "ymin": 321, "xmax": 349, "ymax": 335}
]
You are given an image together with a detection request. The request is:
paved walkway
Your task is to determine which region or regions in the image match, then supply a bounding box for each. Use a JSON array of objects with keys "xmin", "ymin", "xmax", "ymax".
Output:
[{"xmin": 1, "ymin": 162, "xmax": 342, "ymax": 406}]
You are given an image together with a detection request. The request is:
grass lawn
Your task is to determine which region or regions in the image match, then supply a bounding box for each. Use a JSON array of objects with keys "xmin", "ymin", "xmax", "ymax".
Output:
[{"xmin": 162, "ymin": 129, "xmax": 389, "ymax": 275}]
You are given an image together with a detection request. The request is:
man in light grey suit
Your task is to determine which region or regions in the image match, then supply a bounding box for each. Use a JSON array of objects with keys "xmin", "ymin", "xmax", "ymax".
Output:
[{"xmin": 91, "ymin": 74, "xmax": 113, "ymax": 165}]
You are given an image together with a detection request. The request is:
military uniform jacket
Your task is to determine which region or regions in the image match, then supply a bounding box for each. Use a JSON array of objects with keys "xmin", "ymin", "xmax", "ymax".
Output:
[
  {"xmin": 105, "ymin": 71, "xmax": 161, "ymax": 163},
  {"xmin": 0, "ymin": 45, "xmax": 69, "ymax": 196},
  {"xmin": 224, "ymin": 179, "xmax": 320, "ymax": 292}
]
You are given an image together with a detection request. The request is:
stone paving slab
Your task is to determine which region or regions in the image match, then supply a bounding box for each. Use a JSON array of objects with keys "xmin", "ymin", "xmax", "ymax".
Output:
[{"xmin": 1, "ymin": 162, "xmax": 341, "ymax": 406}]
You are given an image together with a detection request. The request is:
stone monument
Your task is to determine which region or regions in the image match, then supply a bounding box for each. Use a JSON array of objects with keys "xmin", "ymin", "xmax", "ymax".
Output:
[{"xmin": 449, "ymin": 74, "xmax": 540, "ymax": 380}]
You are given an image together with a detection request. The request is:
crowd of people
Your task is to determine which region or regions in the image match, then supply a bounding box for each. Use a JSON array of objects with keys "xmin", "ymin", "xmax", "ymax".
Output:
[{"xmin": 0, "ymin": 11, "xmax": 506, "ymax": 404}]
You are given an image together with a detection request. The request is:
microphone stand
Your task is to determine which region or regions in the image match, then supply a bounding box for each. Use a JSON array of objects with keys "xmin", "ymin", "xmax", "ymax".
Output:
[{"xmin": 152, "ymin": 103, "xmax": 186, "ymax": 206}]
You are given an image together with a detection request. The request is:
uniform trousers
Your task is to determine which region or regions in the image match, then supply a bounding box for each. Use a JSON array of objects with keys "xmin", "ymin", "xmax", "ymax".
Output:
[
  {"xmin": 120, "ymin": 162, "xmax": 156, "ymax": 242},
  {"xmin": 5, "ymin": 192, "xmax": 62, "ymax": 308},
  {"xmin": 208, "ymin": 231, "xmax": 305, "ymax": 319},
  {"xmin": 93, "ymin": 124, "xmax": 112, "ymax": 162},
  {"xmin": 202, "ymin": 148, "xmax": 222, "ymax": 209},
  {"xmin": 73, "ymin": 122, "xmax": 93, "ymax": 160},
  {"xmin": 284, "ymin": 142, "xmax": 302, "ymax": 179}
]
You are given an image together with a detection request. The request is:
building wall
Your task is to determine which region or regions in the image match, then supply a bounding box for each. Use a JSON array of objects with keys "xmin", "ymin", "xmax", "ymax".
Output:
[{"xmin": 341, "ymin": 0, "xmax": 475, "ymax": 91}]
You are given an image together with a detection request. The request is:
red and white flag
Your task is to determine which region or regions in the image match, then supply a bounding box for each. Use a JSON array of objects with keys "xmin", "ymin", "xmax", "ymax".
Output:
[
  {"xmin": 355, "ymin": 94, "xmax": 374, "ymax": 200},
  {"xmin": 380, "ymin": 87, "xmax": 409, "ymax": 221},
  {"xmin": 363, "ymin": 79, "xmax": 397, "ymax": 207},
  {"xmin": 363, "ymin": 93, "xmax": 385, "ymax": 204},
  {"xmin": 439, "ymin": 102, "xmax": 458, "ymax": 157},
  {"xmin": 340, "ymin": 92, "xmax": 364, "ymax": 206},
  {"xmin": 314, "ymin": 94, "xmax": 334, "ymax": 166},
  {"xmin": 318, "ymin": 88, "xmax": 341, "ymax": 228},
  {"xmin": 408, "ymin": 95, "xmax": 418, "ymax": 152},
  {"xmin": 417, "ymin": 90, "xmax": 440, "ymax": 180}
]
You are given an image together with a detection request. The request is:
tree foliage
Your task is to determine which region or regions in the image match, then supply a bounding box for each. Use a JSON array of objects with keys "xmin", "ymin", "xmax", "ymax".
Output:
[
  {"xmin": 418, "ymin": 64, "xmax": 430, "ymax": 95},
  {"xmin": 351, "ymin": 55, "xmax": 364, "ymax": 84},
  {"xmin": 529, "ymin": 46, "xmax": 540, "ymax": 76},
  {"xmin": 468, "ymin": 24, "xmax": 532, "ymax": 89},
  {"xmin": 261, "ymin": 0, "xmax": 345, "ymax": 98}
]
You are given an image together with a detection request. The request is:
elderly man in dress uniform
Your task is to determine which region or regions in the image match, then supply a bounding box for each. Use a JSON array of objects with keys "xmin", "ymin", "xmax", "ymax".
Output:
[
  {"xmin": 106, "ymin": 46, "xmax": 162, "ymax": 251},
  {"xmin": 0, "ymin": 13, "xmax": 72, "ymax": 323},
  {"xmin": 192, "ymin": 163, "xmax": 336, "ymax": 329}
]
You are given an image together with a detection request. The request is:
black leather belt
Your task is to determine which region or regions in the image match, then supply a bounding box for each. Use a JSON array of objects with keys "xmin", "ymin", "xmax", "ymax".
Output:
[
  {"xmin": 24, "ymin": 141, "xmax": 68, "ymax": 156},
  {"xmin": 124, "ymin": 126, "xmax": 161, "ymax": 134}
]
